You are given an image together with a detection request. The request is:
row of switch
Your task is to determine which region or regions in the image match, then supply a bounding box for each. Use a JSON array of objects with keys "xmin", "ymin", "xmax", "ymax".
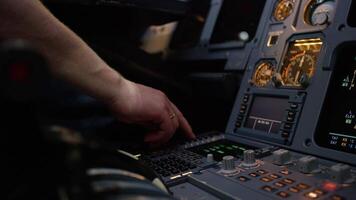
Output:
[
  {"xmin": 234, "ymin": 94, "xmax": 250, "ymax": 131},
  {"xmin": 272, "ymin": 149, "xmax": 353, "ymax": 183},
  {"xmin": 280, "ymin": 103, "xmax": 299, "ymax": 140}
]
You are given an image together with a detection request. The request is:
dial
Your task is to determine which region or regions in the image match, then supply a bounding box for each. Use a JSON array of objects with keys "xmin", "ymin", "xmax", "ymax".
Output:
[
  {"xmin": 279, "ymin": 38, "xmax": 323, "ymax": 87},
  {"xmin": 253, "ymin": 62, "xmax": 275, "ymax": 87},
  {"xmin": 274, "ymin": 0, "xmax": 294, "ymax": 21},
  {"xmin": 305, "ymin": 0, "xmax": 336, "ymax": 26},
  {"xmin": 281, "ymin": 53, "xmax": 315, "ymax": 86}
]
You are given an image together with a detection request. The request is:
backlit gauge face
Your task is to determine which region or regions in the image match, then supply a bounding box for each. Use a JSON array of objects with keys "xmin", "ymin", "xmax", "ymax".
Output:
[
  {"xmin": 253, "ymin": 62, "xmax": 275, "ymax": 87},
  {"xmin": 280, "ymin": 38, "xmax": 323, "ymax": 87},
  {"xmin": 274, "ymin": 0, "xmax": 294, "ymax": 21}
]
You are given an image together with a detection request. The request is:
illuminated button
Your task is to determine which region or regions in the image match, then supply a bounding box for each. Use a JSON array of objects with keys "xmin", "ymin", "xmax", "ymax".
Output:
[
  {"xmin": 288, "ymin": 186, "xmax": 300, "ymax": 193},
  {"xmin": 296, "ymin": 183, "xmax": 310, "ymax": 190},
  {"xmin": 313, "ymin": 189, "xmax": 326, "ymax": 196},
  {"xmin": 286, "ymin": 116, "xmax": 295, "ymax": 122},
  {"xmin": 256, "ymin": 169, "xmax": 268, "ymax": 175},
  {"xmin": 287, "ymin": 111, "xmax": 296, "ymax": 117},
  {"xmin": 322, "ymin": 181, "xmax": 338, "ymax": 192},
  {"xmin": 240, "ymin": 109, "xmax": 246, "ymax": 114},
  {"xmin": 243, "ymin": 95, "xmax": 249, "ymax": 103},
  {"xmin": 274, "ymin": 181, "xmax": 286, "ymax": 188},
  {"xmin": 282, "ymin": 178, "xmax": 295, "ymax": 184},
  {"xmin": 249, "ymin": 172, "xmax": 260, "ymax": 177},
  {"xmin": 280, "ymin": 169, "xmax": 292, "ymax": 175},
  {"xmin": 241, "ymin": 104, "xmax": 247, "ymax": 110},
  {"xmin": 237, "ymin": 176, "xmax": 250, "ymax": 182},
  {"xmin": 305, "ymin": 191, "xmax": 319, "ymax": 199},
  {"xmin": 261, "ymin": 185, "xmax": 277, "ymax": 192},
  {"xmin": 284, "ymin": 123, "xmax": 293, "ymax": 130},
  {"xmin": 237, "ymin": 115, "xmax": 244, "ymax": 121},
  {"xmin": 277, "ymin": 191, "xmax": 290, "ymax": 198},
  {"xmin": 281, "ymin": 131, "xmax": 290, "ymax": 138},
  {"xmin": 290, "ymin": 103, "xmax": 298, "ymax": 109},
  {"xmin": 260, "ymin": 177, "xmax": 273, "ymax": 182},
  {"xmin": 236, "ymin": 121, "xmax": 242, "ymax": 127},
  {"xmin": 268, "ymin": 173, "xmax": 281, "ymax": 179},
  {"xmin": 329, "ymin": 195, "xmax": 345, "ymax": 200}
]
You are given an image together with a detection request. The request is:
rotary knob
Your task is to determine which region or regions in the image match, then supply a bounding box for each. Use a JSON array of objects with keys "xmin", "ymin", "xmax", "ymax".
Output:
[
  {"xmin": 241, "ymin": 150, "xmax": 258, "ymax": 167},
  {"xmin": 272, "ymin": 149, "xmax": 292, "ymax": 165},
  {"xmin": 297, "ymin": 156, "xmax": 319, "ymax": 174},
  {"xmin": 206, "ymin": 154, "xmax": 214, "ymax": 163},
  {"xmin": 222, "ymin": 155, "xmax": 235, "ymax": 171},
  {"xmin": 329, "ymin": 163, "xmax": 352, "ymax": 183}
]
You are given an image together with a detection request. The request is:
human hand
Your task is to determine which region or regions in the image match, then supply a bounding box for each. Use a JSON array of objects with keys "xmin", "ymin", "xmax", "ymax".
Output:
[{"xmin": 107, "ymin": 79, "xmax": 195, "ymax": 146}]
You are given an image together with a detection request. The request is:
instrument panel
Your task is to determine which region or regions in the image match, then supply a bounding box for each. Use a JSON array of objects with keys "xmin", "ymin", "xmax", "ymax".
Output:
[
  {"xmin": 279, "ymin": 38, "xmax": 323, "ymax": 87},
  {"xmin": 140, "ymin": 0, "xmax": 356, "ymax": 200},
  {"xmin": 228, "ymin": 0, "xmax": 356, "ymax": 163}
]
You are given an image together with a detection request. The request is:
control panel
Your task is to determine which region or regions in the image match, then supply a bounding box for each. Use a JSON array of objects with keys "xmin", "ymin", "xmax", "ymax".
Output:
[
  {"xmin": 137, "ymin": 0, "xmax": 356, "ymax": 199},
  {"xmin": 139, "ymin": 133, "xmax": 356, "ymax": 200}
]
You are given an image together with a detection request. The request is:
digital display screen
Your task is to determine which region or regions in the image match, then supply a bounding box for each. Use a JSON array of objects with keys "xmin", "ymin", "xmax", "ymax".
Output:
[
  {"xmin": 187, "ymin": 140, "xmax": 255, "ymax": 161},
  {"xmin": 245, "ymin": 96, "xmax": 289, "ymax": 134},
  {"xmin": 348, "ymin": 0, "xmax": 356, "ymax": 27},
  {"xmin": 316, "ymin": 43, "xmax": 356, "ymax": 154}
]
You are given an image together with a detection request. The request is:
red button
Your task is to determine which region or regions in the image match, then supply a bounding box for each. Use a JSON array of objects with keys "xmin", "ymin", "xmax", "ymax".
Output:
[{"xmin": 322, "ymin": 181, "xmax": 338, "ymax": 192}]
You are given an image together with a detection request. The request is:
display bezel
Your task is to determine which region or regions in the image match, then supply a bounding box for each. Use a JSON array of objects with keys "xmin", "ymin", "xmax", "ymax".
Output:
[{"xmin": 315, "ymin": 42, "xmax": 356, "ymax": 154}]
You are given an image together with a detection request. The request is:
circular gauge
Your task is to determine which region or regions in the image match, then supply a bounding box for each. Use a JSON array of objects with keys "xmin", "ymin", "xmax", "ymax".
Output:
[
  {"xmin": 304, "ymin": 0, "xmax": 336, "ymax": 26},
  {"xmin": 281, "ymin": 53, "xmax": 315, "ymax": 86},
  {"xmin": 274, "ymin": 0, "xmax": 294, "ymax": 21},
  {"xmin": 252, "ymin": 62, "xmax": 275, "ymax": 87}
]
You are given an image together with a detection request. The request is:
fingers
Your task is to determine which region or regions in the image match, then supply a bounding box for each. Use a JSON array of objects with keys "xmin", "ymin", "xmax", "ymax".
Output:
[
  {"xmin": 169, "ymin": 101, "xmax": 196, "ymax": 139},
  {"xmin": 144, "ymin": 106, "xmax": 176, "ymax": 144}
]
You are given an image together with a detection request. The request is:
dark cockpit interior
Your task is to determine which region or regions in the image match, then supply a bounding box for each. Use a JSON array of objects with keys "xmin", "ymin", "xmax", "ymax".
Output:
[{"xmin": 3, "ymin": 0, "xmax": 356, "ymax": 199}]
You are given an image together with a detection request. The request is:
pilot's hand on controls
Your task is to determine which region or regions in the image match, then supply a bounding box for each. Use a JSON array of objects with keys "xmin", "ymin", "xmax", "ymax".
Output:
[{"xmin": 108, "ymin": 79, "xmax": 195, "ymax": 146}]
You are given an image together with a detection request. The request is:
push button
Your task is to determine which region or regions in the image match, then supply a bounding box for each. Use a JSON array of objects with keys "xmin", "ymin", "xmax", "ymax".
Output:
[
  {"xmin": 268, "ymin": 173, "xmax": 281, "ymax": 179},
  {"xmin": 237, "ymin": 176, "xmax": 250, "ymax": 182},
  {"xmin": 256, "ymin": 169, "xmax": 268, "ymax": 175},
  {"xmin": 274, "ymin": 181, "xmax": 286, "ymax": 188},
  {"xmin": 284, "ymin": 123, "xmax": 293, "ymax": 130},
  {"xmin": 290, "ymin": 103, "xmax": 298, "ymax": 109},
  {"xmin": 260, "ymin": 177, "xmax": 273, "ymax": 182},
  {"xmin": 261, "ymin": 185, "xmax": 277, "ymax": 192},
  {"xmin": 288, "ymin": 186, "xmax": 300, "ymax": 193},
  {"xmin": 296, "ymin": 183, "xmax": 310, "ymax": 190},
  {"xmin": 243, "ymin": 95, "xmax": 249, "ymax": 103},
  {"xmin": 280, "ymin": 169, "xmax": 292, "ymax": 175},
  {"xmin": 277, "ymin": 191, "xmax": 290, "ymax": 198},
  {"xmin": 236, "ymin": 121, "xmax": 242, "ymax": 127},
  {"xmin": 249, "ymin": 172, "xmax": 260, "ymax": 177},
  {"xmin": 281, "ymin": 131, "xmax": 290, "ymax": 138},
  {"xmin": 282, "ymin": 178, "xmax": 295, "ymax": 184},
  {"xmin": 329, "ymin": 195, "xmax": 345, "ymax": 200}
]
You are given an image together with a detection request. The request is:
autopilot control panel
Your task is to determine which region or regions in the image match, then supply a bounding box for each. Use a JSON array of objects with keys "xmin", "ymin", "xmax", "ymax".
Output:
[{"xmin": 138, "ymin": 0, "xmax": 356, "ymax": 199}]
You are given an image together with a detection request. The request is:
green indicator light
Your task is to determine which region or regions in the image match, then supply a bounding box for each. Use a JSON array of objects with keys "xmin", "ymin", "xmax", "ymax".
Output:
[
  {"xmin": 215, "ymin": 146, "xmax": 220, "ymax": 149},
  {"xmin": 210, "ymin": 148, "xmax": 216, "ymax": 151},
  {"xmin": 217, "ymin": 150, "xmax": 225, "ymax": 154},
  {"xmin": 232, "ymin": 145, "xmax": 238, "ymax": 149},
  {"xmin": 226, "ymin": 147, "xmax": 233, "ymax": 150},
  {"xmin": 239, "ymin": 147, "xmax": 246, "ymax": 151},
  {"xmin": 204, "ymin": 149, "xmax": 210, "ymax": 153}
]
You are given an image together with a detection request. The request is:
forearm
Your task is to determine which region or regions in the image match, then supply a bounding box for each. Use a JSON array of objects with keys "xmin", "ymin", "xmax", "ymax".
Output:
[{"xmin": 0, "ymin": 0, "xmax": 125, "ymax": 102}]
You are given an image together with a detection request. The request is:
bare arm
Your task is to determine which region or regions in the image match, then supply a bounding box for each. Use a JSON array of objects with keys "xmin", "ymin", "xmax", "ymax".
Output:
[
  {"xmin": 0, "ymin": 0, "xmax": 195, "ymax": 146},
  {"xmin": 0, "ymin": 0, "xmax": 124, "ymax": 102}
]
